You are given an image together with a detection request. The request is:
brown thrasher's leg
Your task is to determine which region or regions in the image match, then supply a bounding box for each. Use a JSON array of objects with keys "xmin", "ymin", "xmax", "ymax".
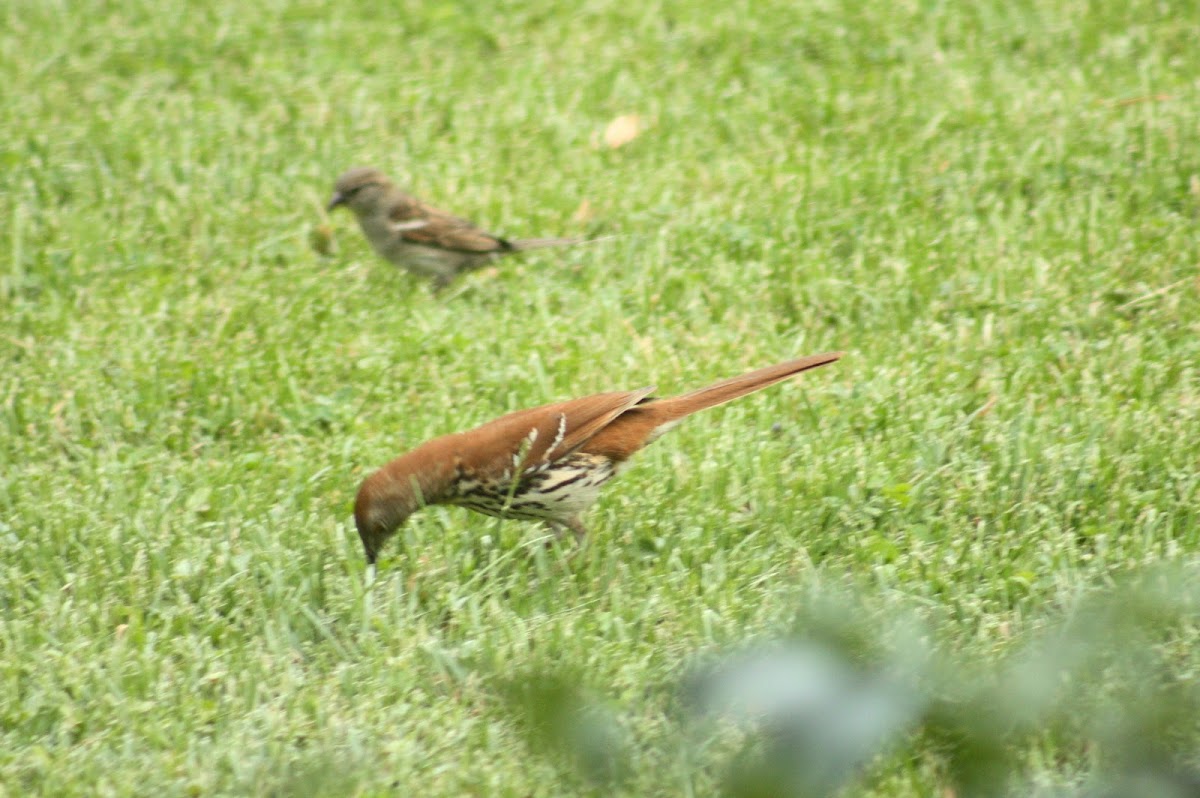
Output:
[
  {"xmin": 546, "ymin": 516, "xmax": 589, "ymax": 547},
  {"xmin": 563, "ymin": 516, "xmax": 588, "ymax": 544}
]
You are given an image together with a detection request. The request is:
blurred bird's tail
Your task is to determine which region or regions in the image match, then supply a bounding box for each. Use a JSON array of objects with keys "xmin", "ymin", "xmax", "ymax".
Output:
[{"xmin": 509, "ymin": 236, "xmax": 613, "ymax": 251}]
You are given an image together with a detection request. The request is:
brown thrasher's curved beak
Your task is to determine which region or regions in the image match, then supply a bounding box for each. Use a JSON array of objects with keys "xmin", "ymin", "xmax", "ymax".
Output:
[{"xmin": 326, "ymin": 192, "xmax": 345, "ymax": 212}]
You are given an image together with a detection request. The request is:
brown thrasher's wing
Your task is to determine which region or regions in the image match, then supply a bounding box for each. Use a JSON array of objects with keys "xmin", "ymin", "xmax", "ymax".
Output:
[
  {"xmin": 582, "ymin": 353, "xmax": 843, "ymax": 461},
  {"xmin": 388, "ymin": 195, "xmax": 512, "ymax": 254},
  {"xmin": 445, "ymin": 388, "xmax": 657, "ymax": 481}
]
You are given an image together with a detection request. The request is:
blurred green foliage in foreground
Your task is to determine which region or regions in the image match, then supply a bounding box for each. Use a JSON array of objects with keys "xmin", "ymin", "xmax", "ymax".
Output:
[{"xmin": 504, "ymin": 568, "xmax": 1200, "ymax": 797}]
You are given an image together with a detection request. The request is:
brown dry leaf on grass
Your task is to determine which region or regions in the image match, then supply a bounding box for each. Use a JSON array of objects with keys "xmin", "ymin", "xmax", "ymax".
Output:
[
  {"xmin": 571, "ymin": 198, "xmax": 595, "ymax": 224},
  {"xmin": 601, "ymin": 114, "xmax": 643, "ymax": 148},
  {"xmin": 309, "ymin": 223, "xmax": 335, "ymax": 256}
]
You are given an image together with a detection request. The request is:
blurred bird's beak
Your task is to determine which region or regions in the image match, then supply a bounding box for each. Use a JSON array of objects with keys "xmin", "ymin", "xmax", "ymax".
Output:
[{"xmin": 326, "ymin": 192, "xmax": 345, "ymax": 211}]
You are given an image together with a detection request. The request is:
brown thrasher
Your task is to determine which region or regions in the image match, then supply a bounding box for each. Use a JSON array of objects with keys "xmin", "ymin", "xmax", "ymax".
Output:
[
  {"xmin": 327, "ymin": 167, "xmax": 583, "ymax": 288},
  {"xmin": 354, "ymin": 353, "xmax": 842, "ymax": 577}
]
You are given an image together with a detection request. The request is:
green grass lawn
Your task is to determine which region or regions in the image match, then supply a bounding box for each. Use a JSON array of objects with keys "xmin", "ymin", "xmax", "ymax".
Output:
[{"xmin": 3, "ymin": 0, "xmax": 1199, "ymax": 794}]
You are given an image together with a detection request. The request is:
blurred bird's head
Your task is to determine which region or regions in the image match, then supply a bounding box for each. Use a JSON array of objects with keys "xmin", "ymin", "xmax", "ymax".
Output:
[{"xmin": 327, "ymin": 167, "xmax": 393, "ymax": 215}]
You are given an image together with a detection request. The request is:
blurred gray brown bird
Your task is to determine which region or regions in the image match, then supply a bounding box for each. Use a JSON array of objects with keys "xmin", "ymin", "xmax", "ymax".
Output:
[
  {"xmin": 354, "ymin": 353, "xmax": 842, "ymax": 578},
  {"xmin": 327, "ymin": 167, "xmax": 582, "ymax": 287}
]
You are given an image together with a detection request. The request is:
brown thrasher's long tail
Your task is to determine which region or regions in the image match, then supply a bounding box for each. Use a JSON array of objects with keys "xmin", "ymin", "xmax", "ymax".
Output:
[{"xmin": 651, "ymin": 352, "xmax": 843, "ymax": 423}]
